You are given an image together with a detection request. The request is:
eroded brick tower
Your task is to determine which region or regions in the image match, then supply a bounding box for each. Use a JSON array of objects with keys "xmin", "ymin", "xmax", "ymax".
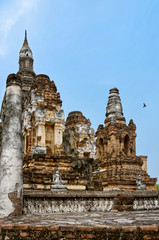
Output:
[{"xmin": 95, "ymin": 88, "xmax": 156, "ymax": 191}]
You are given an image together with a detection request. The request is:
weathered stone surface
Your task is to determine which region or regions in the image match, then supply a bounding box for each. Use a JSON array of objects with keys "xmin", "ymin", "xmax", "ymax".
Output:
[
  {"xmin": 8, "ymin": 191, "xmax": 23, "ymax": 216},
  {"xmin": 0, "ymin": 74, "xmax": 23, "ymax": 217},
  {"xmin": 106, "ymin": 88, "xmax": 124, "ymax": 120},
  {"xmin": 22, "ymin": 190, "xmax": 159, "ymax": 213},
  {"xmin": 0, "ymin": 210, "xmax": 159, "ymax": 239},
  {"xmin": 22, "ymin": 74, "xmax": 65, "ymax": 156},
  {"xmin": 23, "ymin": 196, "xmax": 114, "ymax": 214},
  {"xmin": 64, "ymin": 111, "xmax": 96, "ymax": 159}
]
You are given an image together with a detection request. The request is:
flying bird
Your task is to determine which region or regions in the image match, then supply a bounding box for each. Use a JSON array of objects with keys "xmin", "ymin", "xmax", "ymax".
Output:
[{"xmin": 143, "ymin": 103, "xmax": 146, "ymax": 108}]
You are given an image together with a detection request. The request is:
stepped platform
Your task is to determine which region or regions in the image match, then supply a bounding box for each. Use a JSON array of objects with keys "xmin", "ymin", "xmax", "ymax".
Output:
[{"xmin": 0, "ymin": 210, "xmax": 159, "ymax": 239}]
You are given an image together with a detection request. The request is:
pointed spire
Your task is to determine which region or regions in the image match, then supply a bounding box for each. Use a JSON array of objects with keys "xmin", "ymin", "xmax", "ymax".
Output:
[
  {"xmin": 24, "ymin": 30, "xmax": 28, "ymax": 43},
  {"xmin": 19, "ymin": 31, "xmax": 34, "ymax": 73},
  {"xmin": 19, "ymin": 30, "xmax": 33, "ymax": 59}
]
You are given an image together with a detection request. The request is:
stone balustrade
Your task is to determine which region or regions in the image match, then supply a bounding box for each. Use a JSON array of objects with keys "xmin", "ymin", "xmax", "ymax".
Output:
[
  {"xmin": 133, "ymin": 197, "xmax": 159, "ymax": 210},
  {"xmin": 23, "ymin": 197, "xmax": 114, "ymax": 214},
  {"xmin": 23, "ymin": 190, "xmax": 159, "ymax": 214}
]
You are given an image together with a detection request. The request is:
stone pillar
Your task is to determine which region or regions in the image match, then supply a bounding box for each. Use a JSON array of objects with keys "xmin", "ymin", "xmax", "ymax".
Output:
[
  {"xmin": 0, "ymin": 74, "xmax": 23, "ymax": 216},
  {"xmin": 54, "ymin": 123, "xmax": 63, "ymax": 146},
  {"xmin": 37, "ymin": 122, "xmax": 46, "ymax": 147}
]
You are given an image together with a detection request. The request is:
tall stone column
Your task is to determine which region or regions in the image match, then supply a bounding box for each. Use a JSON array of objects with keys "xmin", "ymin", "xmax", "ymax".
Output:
[{"xmin": 0, "ymin": 74, "xmax": 23, "ymax": 216}]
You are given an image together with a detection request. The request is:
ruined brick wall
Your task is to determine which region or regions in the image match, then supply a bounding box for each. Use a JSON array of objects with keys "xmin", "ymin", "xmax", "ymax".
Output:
[
  {"xmin": 23, "ymin": 154, "xmax": 94, "ymax": 191},
  {"xmin": 22, "ymin": 77, "xmax": 97, "ymax": 192},
  {"xmin": 64, "ymin": 111, "xmax": 96, "ymax": 159},
  {"xmin": 0, "ymin": 221, "xmax": 159, "ymax": 240}
]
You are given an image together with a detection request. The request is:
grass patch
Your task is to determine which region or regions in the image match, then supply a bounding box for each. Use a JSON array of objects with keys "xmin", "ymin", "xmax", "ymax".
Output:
[{"xmin": 155, "ymin": 184, "xmax": 159, "ymax": 191}]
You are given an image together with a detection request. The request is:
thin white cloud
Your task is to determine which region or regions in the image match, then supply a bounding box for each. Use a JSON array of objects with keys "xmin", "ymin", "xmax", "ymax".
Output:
[{"xmin": 0, "ymin": 0, "xmax": 37, "ymax": 56}]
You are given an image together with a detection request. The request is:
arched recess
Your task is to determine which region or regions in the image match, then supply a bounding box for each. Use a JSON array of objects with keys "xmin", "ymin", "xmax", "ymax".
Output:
[{"xmin": 124, "ymin": 135, "xmax": 130, "ymax": 155}]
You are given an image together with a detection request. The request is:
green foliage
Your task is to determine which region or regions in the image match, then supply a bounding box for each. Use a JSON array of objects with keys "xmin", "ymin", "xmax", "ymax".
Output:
[{"xmin": 155, "ymin": 184, "xmax": 159, "ymax": 191}]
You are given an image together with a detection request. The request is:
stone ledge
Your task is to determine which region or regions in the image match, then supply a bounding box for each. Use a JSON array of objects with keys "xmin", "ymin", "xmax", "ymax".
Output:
[
  {"xmin": 23, "ymin": 190, "xmax": 159, "ymax": 198},
  {"xmin": 23, "ymin": 190, "xmax": 118, "ymax": 198}
]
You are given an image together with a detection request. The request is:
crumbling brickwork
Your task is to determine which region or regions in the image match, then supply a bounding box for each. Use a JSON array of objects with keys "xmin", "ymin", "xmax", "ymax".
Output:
[
  {"xmin": 0, "ymin": 32, "xmax": 157, "ymax": 217},
  {"xmin": 1, "ymin": 209, "xmax": 159, "ymax": 240},
  {"xmin": 23, "ymin": 74, "xmax": 64, "ymax": 156},
  {"xmin": 23, "ymin": 154, "xmax": 94, "ymax": 191},
  {"xmin": 64, "ymin": 111, "xmax": 96, "ymax": 159},
  {"xmin": 95, "ymin": 88, "xmax": 157, "ymax": 191}
]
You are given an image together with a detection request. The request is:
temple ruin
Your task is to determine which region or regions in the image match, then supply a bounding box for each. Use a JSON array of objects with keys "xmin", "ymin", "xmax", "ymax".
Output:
[{"xmin": 0, "ymin": 31, "xmax": 158, "ymax": 217}]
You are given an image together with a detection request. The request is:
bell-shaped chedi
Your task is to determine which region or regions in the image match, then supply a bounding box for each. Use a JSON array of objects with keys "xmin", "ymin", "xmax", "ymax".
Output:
[{"xmin": 95, "ymin": 88, "xmax": 157, "ymax": 191}]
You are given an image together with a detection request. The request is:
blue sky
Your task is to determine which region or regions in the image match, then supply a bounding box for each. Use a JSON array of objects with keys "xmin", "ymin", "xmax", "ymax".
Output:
[{"xmin": 0, "ymin": 0, "xmax": 159, "ymax": 183}]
